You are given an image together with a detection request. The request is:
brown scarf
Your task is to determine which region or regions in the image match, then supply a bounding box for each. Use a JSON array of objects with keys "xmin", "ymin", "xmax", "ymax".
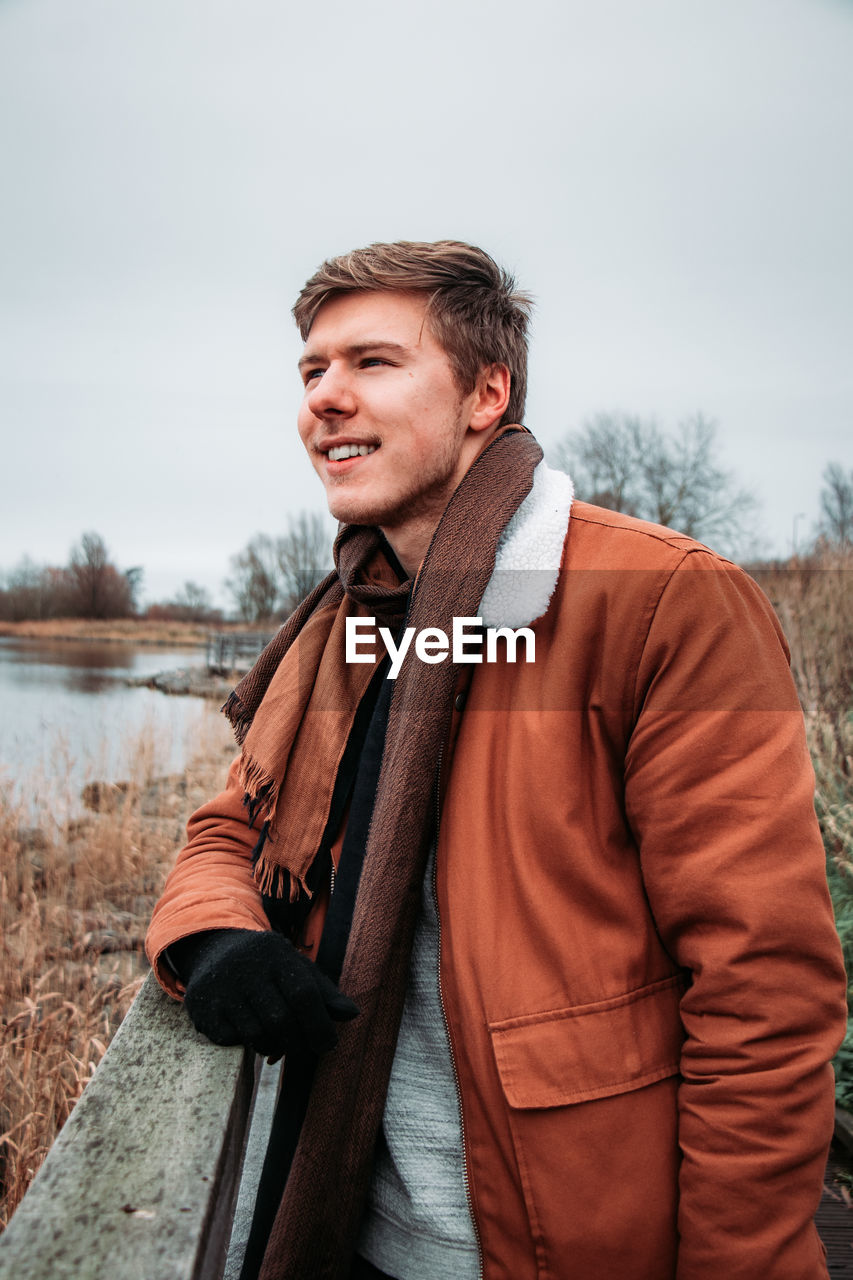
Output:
[
  {"xmin": 224, "ymin": 427, "xmax": 543, "ymax": 1279},
  {"xmin": 223, "ymin": 526, "xmax": 412, "ymax": 901}
]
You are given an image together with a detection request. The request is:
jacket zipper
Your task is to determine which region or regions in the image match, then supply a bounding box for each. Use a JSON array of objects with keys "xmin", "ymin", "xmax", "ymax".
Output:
[{"xmin": 432, "ymin": 738, "xmax": 485, "ymax": 1279}]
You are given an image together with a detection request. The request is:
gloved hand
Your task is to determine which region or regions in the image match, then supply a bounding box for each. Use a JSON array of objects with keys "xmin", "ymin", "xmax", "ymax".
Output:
[{"xmin": 170, "ymin": 928, "xmax": 359, "ymax": 1058}]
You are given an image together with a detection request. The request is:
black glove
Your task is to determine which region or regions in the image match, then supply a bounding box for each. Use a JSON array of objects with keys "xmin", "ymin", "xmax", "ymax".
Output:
[{"xmin": 171, "ymin": 928, "xmax": 359, "ymax": 1058}]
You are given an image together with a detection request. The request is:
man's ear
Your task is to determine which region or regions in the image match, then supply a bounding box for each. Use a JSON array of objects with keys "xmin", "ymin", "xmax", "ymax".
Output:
[{"xmin": 468, "ymin": 364, "xmax": 512, "ymax": 433}]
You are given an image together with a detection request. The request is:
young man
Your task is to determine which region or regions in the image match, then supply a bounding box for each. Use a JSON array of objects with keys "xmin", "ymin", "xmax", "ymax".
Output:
[{"xmin": 146, "ymin": 241, "xmax": 847, "ymax": 1280}]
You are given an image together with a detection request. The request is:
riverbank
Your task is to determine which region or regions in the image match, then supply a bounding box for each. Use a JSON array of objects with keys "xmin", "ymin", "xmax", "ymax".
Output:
[
  {"xmin": 0, "ymin": 618, "xmax": 208, "ymax": 646},
  {"xmin": 0, "ymin": 618, "xmax": 267, "ymax": 647}
]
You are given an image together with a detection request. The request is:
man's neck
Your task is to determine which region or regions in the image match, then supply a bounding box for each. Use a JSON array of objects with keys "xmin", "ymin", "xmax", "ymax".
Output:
[{"xmin": 378, "ymin": 516, "xmax": 437, "ymax": 579}]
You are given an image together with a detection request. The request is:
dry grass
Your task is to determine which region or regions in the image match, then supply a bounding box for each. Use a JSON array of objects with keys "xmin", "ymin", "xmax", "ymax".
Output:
[
  {"xmin": 754, "ymin": 548, "xmax": 853, "ymax": 1100},
  {"xmin": 753, "ymin": 549, "xmax": 853, "ymax": 853},
  {"xmin": 0, "ymin": 707, "xmax": 236, "ymax": 1229},
  {"xmin": 0, "ymin": 618, "xmax": 213, "ymax": 646}
]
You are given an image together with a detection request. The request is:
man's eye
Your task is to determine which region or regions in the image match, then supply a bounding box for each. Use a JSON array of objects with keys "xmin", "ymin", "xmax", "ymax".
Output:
[
  {"xmin": 304, "ymin": 368, "xmax": 324, "ymax": 383},
  {"xmin": 362, "ymin": 357, "xmax": 389, "ymax": 368}
]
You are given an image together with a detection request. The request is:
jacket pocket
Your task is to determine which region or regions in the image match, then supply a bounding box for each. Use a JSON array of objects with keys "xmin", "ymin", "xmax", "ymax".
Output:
[{"xmin": 489, "ymin": 973, "xmax": 685, "ymax": 1108}]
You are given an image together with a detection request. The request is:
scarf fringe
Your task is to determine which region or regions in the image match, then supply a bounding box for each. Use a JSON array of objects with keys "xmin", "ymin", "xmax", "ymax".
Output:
[
  {"xmin": 237, "ymin": 751, "xmax": 280, "ymax": 827},
  {"xmin": 253, "ymin": 850, "xmax": 307, "ymax": 903},
  {"xmin": 222, "ymin": 690, "xmax": 253, "ymax": 746},
  {"xmin": 250, "ymin": 819, "xmax": 270, "ymax": 865}
]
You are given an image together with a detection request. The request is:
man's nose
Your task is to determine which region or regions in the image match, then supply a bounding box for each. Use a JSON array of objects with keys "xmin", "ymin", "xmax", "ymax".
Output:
[{"xmin": 305, "ymin": 363, "xmax": 356, "ymax": 417}]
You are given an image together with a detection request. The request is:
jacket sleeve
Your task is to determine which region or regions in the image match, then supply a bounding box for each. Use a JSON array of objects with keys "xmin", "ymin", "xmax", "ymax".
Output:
[
  {"xmin": 145, "ymin": 755, "xmax": 271, "ymax": 998},
  {"xmin": 623, "ymin": 549, "xmax": 847, "ymax": 1280}
]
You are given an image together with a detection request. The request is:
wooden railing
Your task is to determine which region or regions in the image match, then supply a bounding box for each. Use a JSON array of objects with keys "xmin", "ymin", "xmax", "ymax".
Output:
[
  {"xmin": 205, "ymin": 634, "xmax": 273, "ymax": 675},
  {"xmin": 0, "ymin": 973, "xmax": 270, "ymax": 1280}
]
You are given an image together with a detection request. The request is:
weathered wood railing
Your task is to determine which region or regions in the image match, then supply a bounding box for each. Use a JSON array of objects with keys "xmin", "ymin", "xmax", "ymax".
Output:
[
  {"xmin": 0, "ymin": 973, "xmax": 277, "ymax": 1280},
  {"xmin": 205, "ymin": 633, "xmax": 273, "ymax": 675}
]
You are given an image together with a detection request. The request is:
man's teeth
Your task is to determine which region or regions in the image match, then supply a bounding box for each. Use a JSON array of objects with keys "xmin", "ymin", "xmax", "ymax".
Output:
[{"xmin": 328, "ymin": 443, "xmax": 377, "ymax": 462}]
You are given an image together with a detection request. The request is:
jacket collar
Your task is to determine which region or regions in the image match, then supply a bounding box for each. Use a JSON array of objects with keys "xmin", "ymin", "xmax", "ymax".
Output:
[{"xmin": 479, "ymin": 460, "xmax": 574, "ymax": 629}]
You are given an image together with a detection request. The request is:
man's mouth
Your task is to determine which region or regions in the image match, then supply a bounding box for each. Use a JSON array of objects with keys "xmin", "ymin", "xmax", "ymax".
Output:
[{"xmin": 326, "ymin": 443, "xmax": 378, "ymax": 462}]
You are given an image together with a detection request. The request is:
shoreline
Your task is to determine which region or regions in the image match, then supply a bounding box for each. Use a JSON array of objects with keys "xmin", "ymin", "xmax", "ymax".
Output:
[
  {"xmin": 0, "ymin": 618, "xmax": 268, "ymax": 647},
  {"xmin": 127, "ymin": 666, "xmax": 239, "ymax": 700}
]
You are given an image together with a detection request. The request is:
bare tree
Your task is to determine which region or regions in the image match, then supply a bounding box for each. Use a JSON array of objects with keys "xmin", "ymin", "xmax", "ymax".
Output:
[
  {"xmin": 123, "ymin": 565, "xmax": 144, "ymax": 614},
  {"xmin": 551, "ymin": 412, "xmax": 761, "ymax": 556},
  {"xmin": 276, "ymin": 511, "xmax": 333, "ymax": 614},
  {"xmin": 171, "ymin": 581, "xmax": 219, "ymax": 622},
  {"xmin": 0, "ymin": 538, "xmax": 137, "ymax": 620},
  {"xmin": 819, "ymin": 461, "xmax": 853, "ymax": 548},
  {"xmin": 226, "ymin": 534, "xmax": 281, "ymax": 624},
  {"xmin": 67, "ymin": 532, "xmax": 136, "ymax": 618},
  {"xmin": 174, "ymin": 580, "xmax": 215, "ymax": 621},
  {"xmin": 226, "ymin": 513, "xmax": 333, "ymax": 624},
  {"xmin": 67, "ymin": 531, "xmax": 108, "ymax": 616},
  {"xmin": 0, "ymin": 557, "xmax": 57, "ymax": 621},
  {"xmin": 551, "ymin": 412, "xmax": 640, "ymax": 514}
]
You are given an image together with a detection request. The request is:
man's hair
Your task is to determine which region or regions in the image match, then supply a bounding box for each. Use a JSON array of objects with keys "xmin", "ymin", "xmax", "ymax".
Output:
[{"xmin": 293, "ymin": 240, "xmax": 533, "ymax": 426}]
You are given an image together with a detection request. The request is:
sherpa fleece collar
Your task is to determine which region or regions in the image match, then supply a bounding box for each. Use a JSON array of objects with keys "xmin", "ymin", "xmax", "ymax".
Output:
[{"xmin": 479, "ymin": 460, "xmax": 574, "ymax": 629}]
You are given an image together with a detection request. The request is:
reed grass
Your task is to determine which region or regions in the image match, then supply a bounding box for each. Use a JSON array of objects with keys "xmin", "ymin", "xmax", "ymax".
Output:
[
  {"xmin": 754, "ymin": 551, "xmax": 853, "ymax": 860},
  {"xmin": 754, "ymin": 548, "xmax": 853, "ymax": 1101},
  {"xmin": 0, "ymin": 706, "xmax": 235, "ymax": 1229}
]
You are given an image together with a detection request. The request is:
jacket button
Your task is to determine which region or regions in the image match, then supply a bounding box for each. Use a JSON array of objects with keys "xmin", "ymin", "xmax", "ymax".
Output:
[{"xmin": 454, "ymin": 691, "xmax": 466, "ymax": 712}]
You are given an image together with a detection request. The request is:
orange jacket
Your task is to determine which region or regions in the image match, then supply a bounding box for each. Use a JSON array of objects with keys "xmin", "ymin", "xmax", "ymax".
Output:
[{"xmin": 147, "ymin": 499, "xmax": 846, "ymax": 1280}]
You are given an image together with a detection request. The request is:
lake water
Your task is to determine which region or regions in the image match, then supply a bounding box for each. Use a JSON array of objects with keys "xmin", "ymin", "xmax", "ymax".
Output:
[{"xmin": 0, "ymin": 637, "xmax": 222, "ymax": 819}]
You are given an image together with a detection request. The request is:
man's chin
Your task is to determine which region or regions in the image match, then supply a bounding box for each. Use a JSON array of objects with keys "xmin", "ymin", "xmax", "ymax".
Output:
[
  {"xmin": 325, "ymin": 487, "xmax": 404, "ymax": 529},
  {"xmin": 325, "ymin": 477, "xmax": 453, "ymax": 531},
  {"xmin": 326, "ymin": 499, "xmax": 391, "ymax": 528}
]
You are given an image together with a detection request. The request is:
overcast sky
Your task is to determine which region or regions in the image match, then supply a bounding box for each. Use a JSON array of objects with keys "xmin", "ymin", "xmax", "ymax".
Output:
[{"xmin": 1, "ymin": 0, "xmax": 851, "ymax": 606}]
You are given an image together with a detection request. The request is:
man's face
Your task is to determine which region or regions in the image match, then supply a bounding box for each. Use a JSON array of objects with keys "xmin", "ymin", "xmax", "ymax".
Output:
[{"xmin": 297, "ymin": 291, "xmax": 484, "ymax": 558}]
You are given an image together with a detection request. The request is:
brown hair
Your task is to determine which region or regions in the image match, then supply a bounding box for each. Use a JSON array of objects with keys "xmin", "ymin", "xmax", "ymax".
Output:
[{"xmin": 292, "ymin": 240, "xmax": 533, "ymax": 425}]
